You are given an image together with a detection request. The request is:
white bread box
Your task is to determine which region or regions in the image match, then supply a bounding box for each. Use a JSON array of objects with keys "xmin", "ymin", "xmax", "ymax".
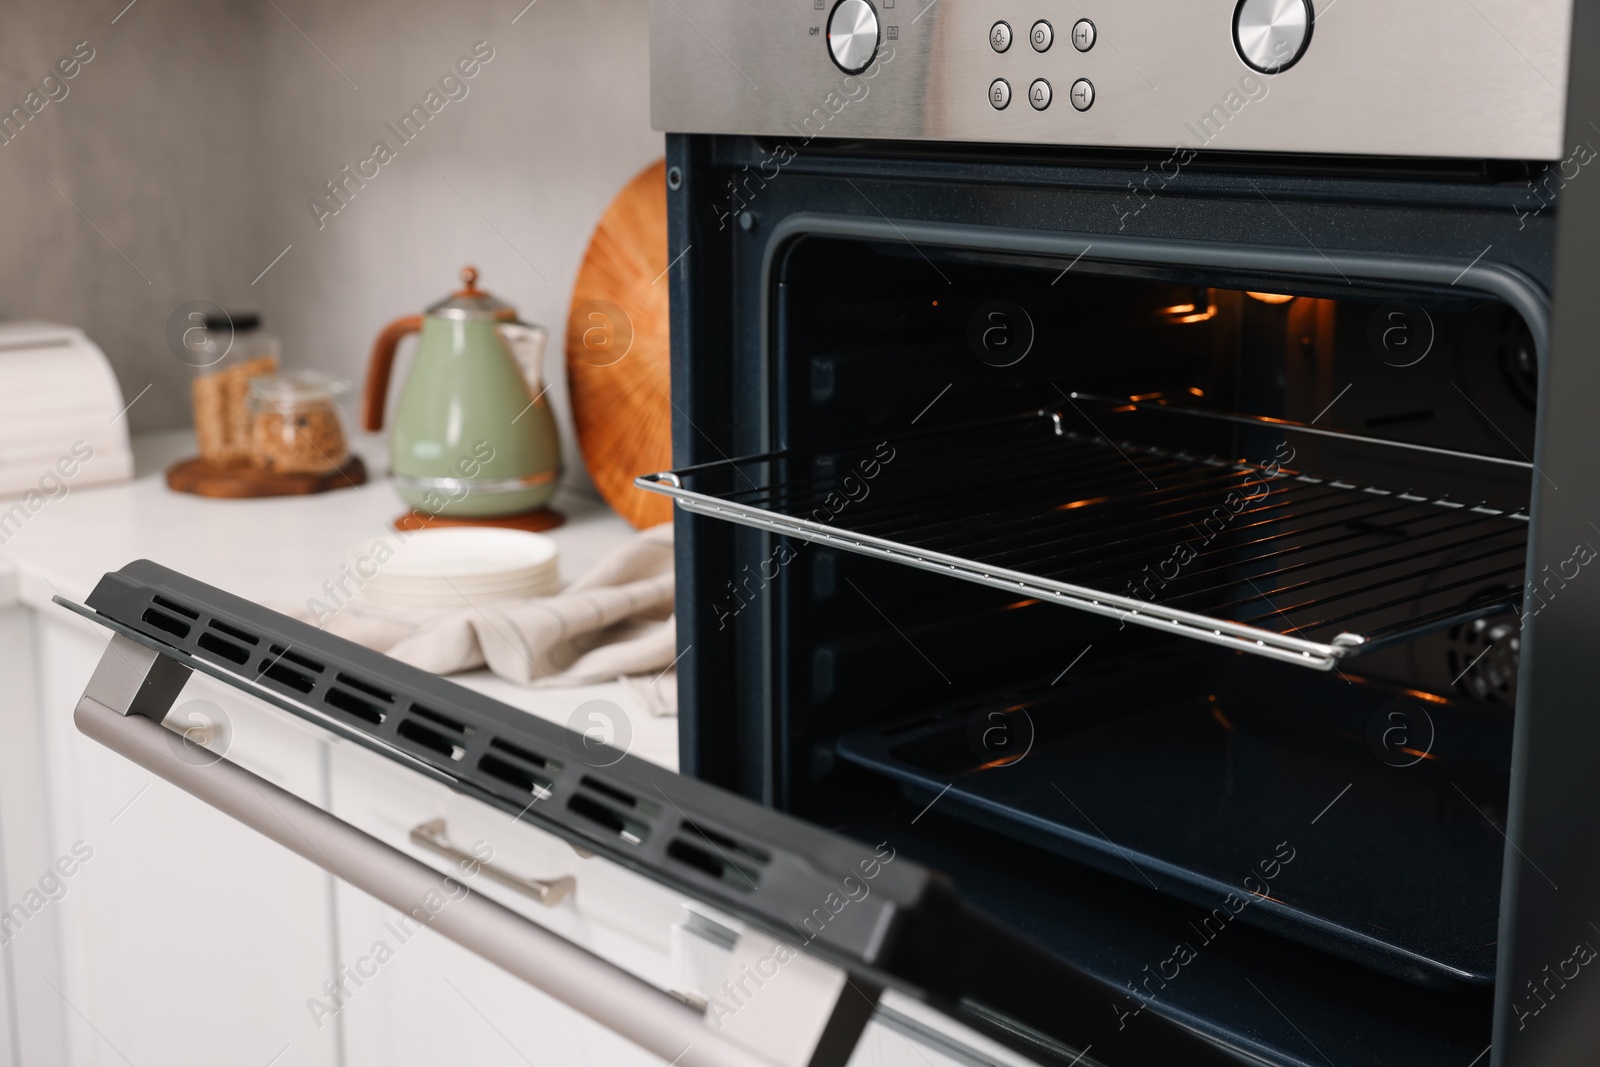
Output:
[{"xmin": 0, "ymin": 322, "xmax": 134, "ymax": 498}]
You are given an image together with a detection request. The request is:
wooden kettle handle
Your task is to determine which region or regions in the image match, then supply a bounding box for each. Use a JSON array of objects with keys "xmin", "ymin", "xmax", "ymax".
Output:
[{"xmin": 362, "ymin": 316, "xmax": 423, "ymax": 432}]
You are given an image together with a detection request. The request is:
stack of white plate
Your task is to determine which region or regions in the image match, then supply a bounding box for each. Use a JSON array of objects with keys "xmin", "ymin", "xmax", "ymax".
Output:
[{"xmin": 354, "ymin": 528, "xmax": 560, "ymax": 610}]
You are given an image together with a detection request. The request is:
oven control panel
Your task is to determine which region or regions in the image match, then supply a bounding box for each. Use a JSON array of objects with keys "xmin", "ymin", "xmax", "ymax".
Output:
[{"xmin": 651, "ymin": 0, "xmax": 1571, "ymax": 160}]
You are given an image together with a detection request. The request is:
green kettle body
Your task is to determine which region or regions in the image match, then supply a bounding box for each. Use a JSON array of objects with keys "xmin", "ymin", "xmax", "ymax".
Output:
[{"xmin": 364, "ymin": 268, "xmax": 561, "ymax": 518}]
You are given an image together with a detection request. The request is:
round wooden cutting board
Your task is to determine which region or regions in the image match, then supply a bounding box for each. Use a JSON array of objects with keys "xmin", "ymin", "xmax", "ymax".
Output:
[{"xmin": 566, "ymin": 159, "xmax": 673, "ymax": 530}]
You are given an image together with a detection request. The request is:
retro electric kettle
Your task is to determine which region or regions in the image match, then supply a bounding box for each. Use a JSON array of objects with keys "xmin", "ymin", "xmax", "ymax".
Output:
[{"xmin": 363, "ymin": 266, "xmax": 560, "ymax": 518}]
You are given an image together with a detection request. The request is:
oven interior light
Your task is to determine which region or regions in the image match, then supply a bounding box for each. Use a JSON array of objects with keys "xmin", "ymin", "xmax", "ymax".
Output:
[
  {"xmin": 1161, "ymin": 302, "xmax": 1219, "ymax": 323},
  {"xmin": 1246, "ymin": 291, "xmax": 1297, "ymax": 304}
]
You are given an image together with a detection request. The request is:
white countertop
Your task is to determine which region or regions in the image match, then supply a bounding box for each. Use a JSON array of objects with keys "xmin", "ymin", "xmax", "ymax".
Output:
[{"xmin": 1, "ymin": 430, "xmax": 681, "ymax": 771}]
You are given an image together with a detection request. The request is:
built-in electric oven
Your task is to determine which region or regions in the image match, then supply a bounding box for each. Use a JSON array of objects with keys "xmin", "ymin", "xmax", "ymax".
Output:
[
  {"xmin": 641, "ymin": 1, "xmax": 1600, "ymax": 1065},
  {"xmin": 64, "ymin": 3, "xmax": 1600, "ymax": 1066}
]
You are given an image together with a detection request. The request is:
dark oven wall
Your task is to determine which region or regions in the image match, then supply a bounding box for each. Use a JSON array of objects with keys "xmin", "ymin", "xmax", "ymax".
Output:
[{"xmin": 664, "ymin": 132, "xmax": 1558, "ymax": 805}]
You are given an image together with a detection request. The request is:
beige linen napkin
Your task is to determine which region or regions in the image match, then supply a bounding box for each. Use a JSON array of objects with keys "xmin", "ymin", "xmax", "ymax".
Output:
[{"xmin": 305, "ymin": 523, "xmax": 679, "ymax": 715}]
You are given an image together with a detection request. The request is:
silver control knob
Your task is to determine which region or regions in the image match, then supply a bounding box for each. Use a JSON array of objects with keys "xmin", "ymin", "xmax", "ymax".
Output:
[
  {"xmin": 1233, "ymin": 0, "xmax": 1312, "ymax": 73},
  {"xmin": 828, "ymin": 0, "xmax": 880, "ymax": 75}
]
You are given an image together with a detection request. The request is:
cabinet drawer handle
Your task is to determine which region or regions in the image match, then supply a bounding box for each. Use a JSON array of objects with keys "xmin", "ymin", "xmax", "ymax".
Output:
[{"xmin": 410, "ymin": 818, "xmax": 576, "ymax": 907}]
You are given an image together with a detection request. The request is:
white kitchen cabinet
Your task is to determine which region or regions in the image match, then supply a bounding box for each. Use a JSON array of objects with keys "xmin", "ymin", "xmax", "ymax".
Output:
[
  {"xmin": 22, "ymin": 607, "xmax": 342, "ymax": 1067},
  {"xmin": 0, "ymin": 602, "xmax": 66, "ymax": 1067},
  {"xmin": 330, "ymin": 882, "xmax": 668, "ymax": 1067}
]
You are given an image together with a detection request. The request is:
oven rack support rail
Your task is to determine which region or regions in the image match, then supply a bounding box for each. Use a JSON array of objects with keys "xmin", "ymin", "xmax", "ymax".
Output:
[
  {"xmin": 57, "ymin": 561, "xmax": 1249, "ymax": 1067},
  {"xmin": 637, "ymin": 407, "xmax": 1529, "ymax": 672}
]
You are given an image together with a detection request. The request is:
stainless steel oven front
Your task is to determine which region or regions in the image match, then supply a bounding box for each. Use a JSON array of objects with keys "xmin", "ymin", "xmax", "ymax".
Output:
[{"xmin": 649, "ymin": 0, "xmax": 1572, "ymax": 159}]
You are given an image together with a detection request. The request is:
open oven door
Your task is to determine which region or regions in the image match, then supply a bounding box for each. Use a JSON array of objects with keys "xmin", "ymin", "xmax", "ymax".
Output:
[{"xmin": 60, "ymin": 560, "xmax": 1256, "ymax": 1067}]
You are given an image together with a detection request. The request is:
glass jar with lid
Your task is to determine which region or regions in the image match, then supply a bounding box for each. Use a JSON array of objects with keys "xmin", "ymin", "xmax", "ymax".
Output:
[
  {"xmin": 248, "ymin": 372, "xmax": 351, "ymax": 474},
  {"xmin": 187, "ymin": 311, "xmax": 277, "ymax": 369},
  {"xmin": 190, "ymin": 312, "xmax": 280, "ymax": 465}
]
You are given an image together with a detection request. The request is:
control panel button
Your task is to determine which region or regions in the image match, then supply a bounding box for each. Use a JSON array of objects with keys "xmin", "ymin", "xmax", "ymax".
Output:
[
  {"xmin": 1233, "ymin": 0, "xmax": 1312, "ymax": 73},
  {"xmin": 1030, "ymin": 20, "xmax": 1053, "ymax": 52},
  {"xmin": 1070, "ymin": 78, "xmax": 1094, "ymax": 111},
  {"xmin": 1029, "ymin": 78, "xmax": 1051, "ymax": 111},
  {"xmin": 1071, "ymin": 18, "xmax": 1096, "ymax": 52},
  {"xmin": 989, "ymin": 21, "xmax": 1012, "ymax": 53},
  {"xmin": 827, "ymin": 0, "xmax": 880, "ymax": 75},
  {"xmin": 989, "ymin": 78, "xmax": 1011, "ymax": 110}
]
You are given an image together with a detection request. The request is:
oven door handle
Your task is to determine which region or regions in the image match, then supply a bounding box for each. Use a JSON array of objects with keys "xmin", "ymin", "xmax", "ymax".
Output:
[{"xmin": 72, "ymin": 641, "xmax": 780, "ymax": 1067}]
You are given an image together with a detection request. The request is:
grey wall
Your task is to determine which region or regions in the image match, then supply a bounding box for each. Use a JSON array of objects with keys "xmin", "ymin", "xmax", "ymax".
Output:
[
  {"xmin": 0, "ymin": 0, "xmax": 662, "ymax": 479},
  {"xmin": 0, "ymin": 0, "xmax": 263, "ymax": 430}
]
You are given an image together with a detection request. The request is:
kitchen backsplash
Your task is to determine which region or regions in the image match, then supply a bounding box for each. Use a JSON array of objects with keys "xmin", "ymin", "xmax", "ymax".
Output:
[{"xmin": 0, "ymin": 0, "xmax": 661, "ymax": 487}]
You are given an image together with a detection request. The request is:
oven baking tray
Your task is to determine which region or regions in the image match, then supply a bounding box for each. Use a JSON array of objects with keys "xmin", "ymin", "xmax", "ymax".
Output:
[
  {"xmin": 637, "ymin": 405, "xmax": 1529, "ymax": 670},
  {"xmin": 833, "ymin": 652, "xmax": 1510, "ymax": 988}
]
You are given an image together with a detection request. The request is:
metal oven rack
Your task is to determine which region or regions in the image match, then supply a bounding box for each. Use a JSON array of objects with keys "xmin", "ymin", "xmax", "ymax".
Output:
[{"xmin": 637, "ymin": 403, "xmax": 1530, "ymax": 670}]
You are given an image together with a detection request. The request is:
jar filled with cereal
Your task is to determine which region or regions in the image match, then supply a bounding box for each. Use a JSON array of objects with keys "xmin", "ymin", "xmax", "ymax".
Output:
[
  {"xmin": 248, "ymin": 373, "xmax": 351, "ymax": 474},
  {"xmin": 189, "ymin": 312, "xmax": 280, "ymax": 466}
]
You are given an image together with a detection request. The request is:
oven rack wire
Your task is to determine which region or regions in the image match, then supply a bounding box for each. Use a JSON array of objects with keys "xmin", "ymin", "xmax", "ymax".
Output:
[{"xmin": 637, "ymin": 406, "xmax": 1529, "ymax": 671}]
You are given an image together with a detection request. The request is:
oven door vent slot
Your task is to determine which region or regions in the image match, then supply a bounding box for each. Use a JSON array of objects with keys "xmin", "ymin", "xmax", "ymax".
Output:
[
  {"xmin": 666, "ymin": 836, "xmax": 761, "ymax": 891},
  {"xmin": 334, "ymin": 672, "xmax": 394, "ymax": 704},
  {"xmin": 325, "ymin": 687, "xmax": 386, "ymax": 725},
  {"xmin": 679, "ymin": 820, "xmax": 770, "ymax": 867},
  {"xmin": 579, "ymin": 776, "xmax": 661, "ymax": 818},
  {"xmin": 488, "ymin": 736, "xmax": 559, "ymax": 772},
  {"xmin": 568, "ymin": 794, "xmax": 651, "ymax": 846},
  {"xmin": 479, "ymin": 753, "xmax": 555, "ymax": 800},
  {"xmin": 208, "ymin": 619, "xmax": 260, "ymax": 646},
  {"xmin": 269, "ymin": 645, "xmax": 326, "ymax": 675},
  {"xmin": 196, "ymin": 632, "xmax": 249, "ymax": 665},
  {"xmin": 397, "ymin": 718, "xmax": 466, "ymax": 761},
  {"xmin": 637, "ymin": 405, "xmax": 1529, "ymax": 671},
  {"xmin": 410, "ymin": 704, "xmax": 471, "ymax": 735},
  {"xmin": 140, "ymin": 608, "xmax": 191, "ymax": 639},
  {"xmin": 259, "ymin": 657, "xmax": 315, "ymax": 694},
  {"xmin": 151, "ymin": 595, "xmax": 199, "ymax": 620}
]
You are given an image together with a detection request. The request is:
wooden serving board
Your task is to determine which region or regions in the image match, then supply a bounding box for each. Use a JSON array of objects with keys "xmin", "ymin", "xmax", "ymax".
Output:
[
  {"xmin": 167, "ymin": 455, "xmax": 368, "ymax": 498},
  {"xmin": 565, "ymin": 158, "xmax": 673, "ymax": 530}
]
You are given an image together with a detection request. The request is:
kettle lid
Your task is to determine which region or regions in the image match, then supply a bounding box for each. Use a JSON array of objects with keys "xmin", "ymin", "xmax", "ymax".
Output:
[{"xmin": 425, "ymin": 266, "xmax": 516, "ymax": 321}]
